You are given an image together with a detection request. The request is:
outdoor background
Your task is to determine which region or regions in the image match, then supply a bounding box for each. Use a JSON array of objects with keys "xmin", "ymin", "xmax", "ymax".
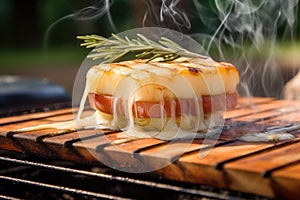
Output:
[{"xmin": 1, "ymin": 0, "xmax": 300, "ymax": 97}]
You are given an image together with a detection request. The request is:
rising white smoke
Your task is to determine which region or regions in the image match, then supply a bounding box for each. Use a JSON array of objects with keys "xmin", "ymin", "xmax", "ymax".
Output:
[
  {"xmin": 139, "ymin": 0, "xmax": 298, "ymax": 97},
  {"xmin": 44, "ymin": 0, "xmax": 116, "ymax": 48},
  {"xmin": 191, "ymin": 0, "xmax": 299, "ymax": 98},
  {"xmin": 45, "ymin": 0, "xmax": 299, "ymax": 98}
]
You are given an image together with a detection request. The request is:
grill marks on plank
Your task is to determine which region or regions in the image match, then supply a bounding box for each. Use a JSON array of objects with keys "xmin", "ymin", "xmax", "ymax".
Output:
[
  {"xmin": 1, "ymin": 98, "xmax": 300, "ymax": 198},
  {"xmin": 0, "ymin": 97, "xmax": 296, "ymax": 154}
]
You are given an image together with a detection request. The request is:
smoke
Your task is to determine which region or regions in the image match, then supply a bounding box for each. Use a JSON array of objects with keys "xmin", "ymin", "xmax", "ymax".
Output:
[
  {"xmin": 141, "ymin": 0, "xmax": 191, "ymax": 32},
  {"xmin": 191, "ymin": 0, "xmax": 299, "ymax": 98},
  {"xmin": 44, "ymin": 0, "xmax": 299, "ymax": 98},
  {"xmin": 192, "ymin": 0, "xmax": 298, "ymax": 49},
  {"xmin": 160, "ymin": 0, "xmax": 191, "ymax": 29},
  {"xmin": 138, "ymin": 0, "xmax": 299, "ymax": 97},
  {"xmin": 43, "ymin": 0, "xmax": 116, "ymax": 49}
]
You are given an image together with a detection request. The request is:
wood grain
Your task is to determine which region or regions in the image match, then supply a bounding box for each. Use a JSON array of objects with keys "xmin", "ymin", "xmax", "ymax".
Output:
[{"xmin": 0, "ymin": 97, "xmax": 300, "ymax": 198}]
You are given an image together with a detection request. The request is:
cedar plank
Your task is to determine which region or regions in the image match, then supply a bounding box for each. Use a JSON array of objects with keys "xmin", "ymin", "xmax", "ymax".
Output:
[
  {"xmin": 103, "ymin": 139, "xmax": 220, "ymax": 173},
  {"xmin": 0, "ymin": 120, "xmax": 50, "ymax": 132},
  {"xmin": 225, "ymin": 141, "xmax": 300, "ymax": 173},
  {"xmin": 222, "ymin": 140, "xmax": 300, "ymax": 197},
  {"xmin": 225, "ymin": 99, "xmax": 300, "ymax": 119},
  {"xmin": 236, "ymin": 97, "xmax": 274, "ymax": 106},
  {"xmin": 271, "ymin": 164, "xmax": 300, "ymax": 199},
  {"xmin": 0, "ymin": 98, "xmax": 300, "ymax": 198},
  {"xmin": 163, "ymin": 142, "xmax": 276, "ymax": 190},
  {"xmin": 42, "ymin": 130, "xmax": 109, "ymax": 164},
  {"xmin": 0, "ymin": 108, "xmax": 74, "ymax": 124}
]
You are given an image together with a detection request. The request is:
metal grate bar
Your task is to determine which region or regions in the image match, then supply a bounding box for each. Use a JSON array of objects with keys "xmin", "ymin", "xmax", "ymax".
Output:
[
  {"xmin": 0, "ymin": 156, "xmax": 234, "ymax": 199},
  {"xmin": 0, "ymin": 194, "xmax": 23, "ymax": 200},
  {"xmin": 0, "ymin": 175, "xmax": 132, "ymax": 200}
]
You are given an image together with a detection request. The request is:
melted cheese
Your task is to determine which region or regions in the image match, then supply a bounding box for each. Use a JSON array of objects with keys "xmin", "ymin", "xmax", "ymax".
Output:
[
  {"xmin": 239, "ymin": 132, "xmax": 294, "ymax": 142},
  {"xmin": 13, "ymin": 58, "xmax": 238, "ymax": 141}
]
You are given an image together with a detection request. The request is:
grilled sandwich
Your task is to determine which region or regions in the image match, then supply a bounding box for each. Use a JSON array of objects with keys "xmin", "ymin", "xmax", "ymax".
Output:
[{"xmin": 85, "ymin": 57, "xmax": 239, "ymax": 137}]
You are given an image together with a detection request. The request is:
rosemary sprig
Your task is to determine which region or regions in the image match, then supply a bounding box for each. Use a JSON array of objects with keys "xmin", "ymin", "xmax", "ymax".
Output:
[{"xmin": 77, "ymin": 33, "xmax": 208, "ymax": 63}]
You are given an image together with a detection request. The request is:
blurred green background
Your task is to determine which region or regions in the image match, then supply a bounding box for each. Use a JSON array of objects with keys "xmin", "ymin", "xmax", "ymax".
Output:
[
  {"xmin": 0, "ymin": 0, "xmax": 136, "ymax": 93},
  {"xmin": 0, "ymin": 0, "xmax": 300, "ymax": 95}
]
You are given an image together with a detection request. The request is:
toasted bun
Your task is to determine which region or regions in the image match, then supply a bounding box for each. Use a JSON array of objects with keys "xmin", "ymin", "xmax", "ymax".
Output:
[
  {"xmin": 85, "ymin": 58, "xmax": 239, "ymax": 134},
  {"xmin": 87, "ymin": 58, "xmax": 239, "ymax": 100}
]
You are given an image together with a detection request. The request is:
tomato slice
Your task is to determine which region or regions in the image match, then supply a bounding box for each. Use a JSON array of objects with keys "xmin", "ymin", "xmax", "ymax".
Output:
[{"xmin": 88, "ymin": 93, "xmax": 238, "ymax": 118}]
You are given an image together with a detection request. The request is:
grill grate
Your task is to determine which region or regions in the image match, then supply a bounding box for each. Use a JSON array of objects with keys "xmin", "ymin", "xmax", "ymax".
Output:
[
  {"xmin": 1, "ymin": 97, "xmax": 300, "ymax": 199},
  {"xmin": 0, "ymin": 150, "xmax": 268, "ymax": 200}
]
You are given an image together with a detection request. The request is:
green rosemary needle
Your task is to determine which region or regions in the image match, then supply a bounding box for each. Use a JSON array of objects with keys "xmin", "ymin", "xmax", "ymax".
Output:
[{"xmin": 77, "ymin": 33, "xmax": 208, "ymax": 63}]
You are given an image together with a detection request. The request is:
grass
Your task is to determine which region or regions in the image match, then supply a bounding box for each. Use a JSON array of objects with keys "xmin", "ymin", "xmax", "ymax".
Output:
[
  {"xmin": 274, "ymin": 41, "xmax": 300, "ymax": 58},
  {"xmin": 0, "ymin": 46, "xmax": 89, "ymax": 69},
  {"xmin": 0, "ymin": 41, "xmax": 300, "ymax": 70}
]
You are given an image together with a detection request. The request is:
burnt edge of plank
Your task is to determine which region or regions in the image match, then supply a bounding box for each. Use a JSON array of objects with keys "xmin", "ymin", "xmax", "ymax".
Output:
[
  {"xmin": 93, "ymin": 131, "xmax": 123, "ymax": 152},
  {"xmin": 64, "ymin": 130, "xmax": 118, "ymax": 148},
  {"xmin": 172, "ymin": 139, "xmax": 238, "ymax": 161},
  {"xmin": 36, "ymin": 128, "xmax": 115, "ymax": 144},
  {"xmin": 132, "ymin": 135, "xmax": 217, "ymax": 154},
  {"xmin": 215, "ymin": 139, "xmax": 300, "ymax": 170},
  {"xmin": 5, "ymin": 131, "xmax": 39, "ymax": 154},
  {"xmin": 262, "ymin": 159, "xmax": 300, "ymax": 178},
  {"xmin": 133, "ymin": 141, "xmax": 169, "ymax": 154},
  {"xmin": 130, "ymin": 125, "xmax": 250, "ymax": 161},
  {"xmin": 35, "ymin": 129, "xmax": 77, "ymax": 143},
  {"xmin": 132, "ymin": 126, "xmax": 231, "ymax": 155},
  {"xmin": 94, "ymin": 142, "xmax": 121, "ymax": 166},
  {"xmin": 132, "ymin": 139, "xmax": 237, "ymax": 162}
]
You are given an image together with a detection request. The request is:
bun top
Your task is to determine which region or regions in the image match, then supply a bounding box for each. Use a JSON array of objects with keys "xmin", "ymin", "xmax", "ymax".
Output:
[{"xmin": 86, "ymin": 58, "xmax": 240, "ymax": 98}]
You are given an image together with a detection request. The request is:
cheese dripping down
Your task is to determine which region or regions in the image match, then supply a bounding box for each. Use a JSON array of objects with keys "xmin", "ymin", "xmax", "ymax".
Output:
[
  {"xmin": 11, "ymin": 58, "xmax": 296, "ymax": 143},
  {"xmin": 76, "ymin": 58, "xmax": 219, "ymax": 140},
  {"xmin": 12, "ymin": 57, "xmax": 224, "ymax": 139},
  {"xmin": 12, "ymin": 58, "xmax": 227, "ymax": 140}
]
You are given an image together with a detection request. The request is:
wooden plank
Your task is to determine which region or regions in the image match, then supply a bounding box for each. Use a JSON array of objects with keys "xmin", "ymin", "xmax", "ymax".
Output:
[
  {"xmin": 235, "ymin": 97, "xmax": 274, "ymax": 106},
  {"xmin": 225, "ymin": 99, "xmax": 300, "ymax": 119},
  {"xmin": 0, "ymin": 131, "xmax": 22, "ymax": 152},
  {"xmin": 103, "ymin": 138, "xmax": 222, "ymax": 173},
  {"xmin": 42, "ymin": 129, "xmax": 112, "ymax": 164},
  {"xmin": 0, "ymin": 108, "xmax": 75, "ymax": 125},
  {"xmin": 0, "ymin": 120, "xmax": 50, "ymax": 132},
  {"xmin": 0, "ymin": 98, "xmax": 300, "ymax": 198},
  {"xmin": 223, "ymin": 141, "xmax": 300, "ymax": 197},
  {"xmin": 8, "ymin": 128, "xmax": 67, "ymax": 158},
  {"xmin": 173, "ymin": 141, "xmax": 276, "ymax": 188},
  {"xmin": 272, "ymin": 164, "xmax": 300, "ymax": 199}
]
